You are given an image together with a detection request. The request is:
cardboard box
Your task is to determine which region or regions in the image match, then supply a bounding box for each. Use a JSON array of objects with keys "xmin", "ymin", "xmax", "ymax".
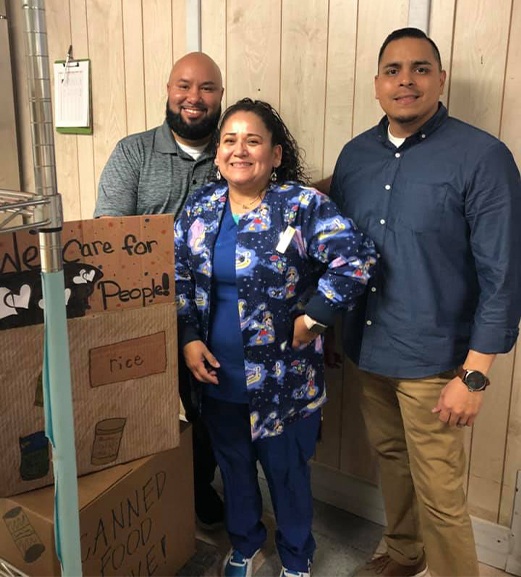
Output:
[
  {"xmin": 0, "ymin": 302, "xmax": 179, "ymax": 497},
  {"xmin": 0, "ymin": 215, "xmax": 175, "ymax": 330},
  {"xmin": 0, "ymin": 423, "xmax": 195, "ymax": 577},
  {"xmin": 0, "ymin": 216, "xmax": 180, "ymax": 497}
]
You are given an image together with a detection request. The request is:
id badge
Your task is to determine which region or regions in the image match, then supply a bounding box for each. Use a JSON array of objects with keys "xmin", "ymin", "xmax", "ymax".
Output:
[{"xmin": 276, "ymin": 226, "xmax": 295, "ymax": 254}]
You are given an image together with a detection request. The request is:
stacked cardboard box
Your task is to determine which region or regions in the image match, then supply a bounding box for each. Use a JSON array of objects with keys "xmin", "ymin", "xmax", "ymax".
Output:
[
  {"xmin": 0, "ymin": 423, "xmax": 195, "ymax": 577},
  {"xmin": 0, "ymin": 216, "xmax": 195, "ymax": 575}
]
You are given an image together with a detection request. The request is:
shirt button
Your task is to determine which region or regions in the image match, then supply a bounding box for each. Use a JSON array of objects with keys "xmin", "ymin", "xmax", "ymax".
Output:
[
  {"xmin": 395, "ymin": 152, "xmax": 401, "ymax": 158},
  {"xmin": 385, "ymin": 184, "xmax": 391, "ymax": 190},
  {"xmin": 371, "ymin": 287, "xmax": 377, "ymax": 292},
  {"xmin": 379, "ymin": 219, "xmax": 386, "ymax": 225},
  {"xmin": 421, "ymin": 133, "xmax": 426, "ymax": 139},
  {"xmin": 366, "ymin": 320, "xmax": 372, "ymax": 326}
]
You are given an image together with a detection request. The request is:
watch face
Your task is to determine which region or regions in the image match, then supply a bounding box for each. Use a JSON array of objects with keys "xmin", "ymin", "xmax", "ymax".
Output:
[{"xmin": 465, "ymin": 371, "xmax": 488, "ymax": 391}]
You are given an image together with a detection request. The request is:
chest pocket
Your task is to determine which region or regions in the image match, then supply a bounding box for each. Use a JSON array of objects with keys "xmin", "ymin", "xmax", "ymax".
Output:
[{"xmin": 390, "ymin": 182, "xmax": 448, "ymax": 233}]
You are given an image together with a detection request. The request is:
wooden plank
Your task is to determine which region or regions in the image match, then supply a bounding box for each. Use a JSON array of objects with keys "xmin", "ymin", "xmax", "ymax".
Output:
[
  {"xmin": 226, "ymin": 0, "xmax": 281, "ymax": 108},
  {"xmin": 448, "ymin": 0, "xmax": 512, "ymax": 135},
  {"xmin": 472, "ymin": 516, "xmax": 512, "ymax": 571},
  {"xmin": 311, "ymin": 461, "xmax": 386, "ymax": 525},
  {"xmin": 200, "ymin": 0, "xmax": 227, "ymax": 107},
  {"xmin": 467, "ymin": 350, "xmax": 515, "ymax": 522},
  {"xmin": 46, "ymin": 0, "xmax": 82, "ymax": 221},
  {"xmin": 499, "ymin": 345, "xmax": 521, "ymax": 527},
  {"xmin": 172, "ymin": 0, "xmax": 187, "ymax": 61},
  {"xmin": 122, "ymin": 0, "xmax": 146, "ymax": 136},
  {"xmin": 428, "ymin": 0, "xmax": 456, "ymax": 107},
  {"xmin": 70, "ymin": 0, "xmax": 97, "ymax": 220},
  {"xmin": 280, "ymin": 0, "xmax": 328, "ymax": 182},
  {"xmin": 498, "ymin": 0, "xmax": 521, "ymax": 530},
  {"xmin": 449, "ymin": 0, "xmax": 515, "ymax": 523},
  {"xmin": 143, "ymin": 0, "xmax": 173, "ymax": 129},
  {"xmin": 499, "ymin": 0, "xmax": 521, "ymax": 167},
  {"xmin": 506, "ymin": 471, "xmax": 521, "ymax": 574},
  {"xmin": 86, "ymin": 0, "xmax": 127, "ymax": 192},
  {"xmin": 322, "ymin": 0, "xmax": 358, "ymax": 177},
  {"xmin": 352, "ymin": 0, "xmax": 409, "ymax": 137}
]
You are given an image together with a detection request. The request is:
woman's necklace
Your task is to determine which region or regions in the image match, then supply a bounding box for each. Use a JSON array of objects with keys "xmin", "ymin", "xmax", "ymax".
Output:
[{"xmin": 229, "ymin": 188, "xmax": 266, "ymax": 210}]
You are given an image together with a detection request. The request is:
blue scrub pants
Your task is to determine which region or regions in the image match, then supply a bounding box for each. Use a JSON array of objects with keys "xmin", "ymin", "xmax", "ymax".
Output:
[{"xmin": 201, "ymin": 396, "xmax": 321, "ymax": 572}]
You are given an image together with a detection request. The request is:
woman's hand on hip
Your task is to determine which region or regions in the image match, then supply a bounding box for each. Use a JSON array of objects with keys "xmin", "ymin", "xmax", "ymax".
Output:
[
  {"xmin": 292, "ymin": 315, "xmax": 318, "ymax": 348},
  {"xmin": 183, "ymin": 340, "xmax": 220, "ymax": 385}
]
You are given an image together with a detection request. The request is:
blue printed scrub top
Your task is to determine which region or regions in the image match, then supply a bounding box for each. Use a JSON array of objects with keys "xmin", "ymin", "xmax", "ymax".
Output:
[{"xmin": 175, "ymin": 181, "xmax": 378, "ymax": 439}]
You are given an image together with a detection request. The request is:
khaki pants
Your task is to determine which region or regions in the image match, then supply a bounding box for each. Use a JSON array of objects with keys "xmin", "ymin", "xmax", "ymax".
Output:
[{"xmin": 347, "ymin": 359, "xmax": 479, "ymax": 577}]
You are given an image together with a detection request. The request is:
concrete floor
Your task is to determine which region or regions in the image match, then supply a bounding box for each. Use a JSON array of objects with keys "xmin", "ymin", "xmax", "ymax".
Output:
[
  {"xmin": 179, "ymin": 499, "xmax": 380, "ymax": 577},
  {"xmin": 178, "ymin": 489, "xmax": 512, "ymax": 577}
]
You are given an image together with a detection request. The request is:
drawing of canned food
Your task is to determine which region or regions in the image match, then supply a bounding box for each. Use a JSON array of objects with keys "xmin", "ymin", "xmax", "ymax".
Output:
[
  {"xmin": 3, "ymin": 507, "xmax": 45, "ymax": 563},
  {"xmin": 91, "ymin": 417, "xmax": 126, "ymax": 465},
  {"xmin": 19, "ymin": 431, "xmax": 49, "ymax": 481}
]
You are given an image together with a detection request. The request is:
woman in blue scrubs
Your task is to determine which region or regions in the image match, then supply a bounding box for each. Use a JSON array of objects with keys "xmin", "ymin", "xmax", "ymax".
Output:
[{"xmin": 175, "ymin": 98, "xmax": 377, "ymax": 577}]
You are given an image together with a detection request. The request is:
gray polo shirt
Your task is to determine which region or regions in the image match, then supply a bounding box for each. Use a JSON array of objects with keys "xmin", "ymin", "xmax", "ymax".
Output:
[{"xmin": 95, "ymin": 121, "xmax": 215, "ymax": 219}]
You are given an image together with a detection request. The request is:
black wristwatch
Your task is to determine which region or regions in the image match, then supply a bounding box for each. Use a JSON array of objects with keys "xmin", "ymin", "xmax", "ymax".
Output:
[{"xmin": 456, "ymin": 366, "xmax": 490, "ymax": 392}]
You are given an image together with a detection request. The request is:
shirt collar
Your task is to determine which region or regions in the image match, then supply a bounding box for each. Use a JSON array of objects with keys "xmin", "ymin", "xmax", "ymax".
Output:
[{"xmin": 376, "ymin": 102, "xmax": 448, "ymax": 145}]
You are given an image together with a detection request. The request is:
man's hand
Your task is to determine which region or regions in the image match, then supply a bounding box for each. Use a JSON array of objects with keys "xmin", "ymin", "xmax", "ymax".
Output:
[
  {"xmin": 183, "ymin": 340, "xmax": 220, "ymax": 385},
  {"xmin": 432, "ymin": 377, "xmax": 484, "ymax": 427}
]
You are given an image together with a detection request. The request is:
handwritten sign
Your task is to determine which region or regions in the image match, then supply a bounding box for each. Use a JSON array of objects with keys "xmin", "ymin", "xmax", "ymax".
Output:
[
  {"xmin": 0, "ymin": 216, "xmax": 175, "ymax": 330},
  {"xmin": 89, "ymin": 332, "xmax": 167, "ymax": 388},
  {"xmin": 81, "ymin": 470, "xmax": 168, "ymax": 576}
]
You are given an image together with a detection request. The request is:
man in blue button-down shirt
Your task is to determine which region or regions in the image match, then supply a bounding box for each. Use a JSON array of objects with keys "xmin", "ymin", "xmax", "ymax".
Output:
[{"xmin": 330, "ymin": 28, "xmax": 521, "ymax": 577}]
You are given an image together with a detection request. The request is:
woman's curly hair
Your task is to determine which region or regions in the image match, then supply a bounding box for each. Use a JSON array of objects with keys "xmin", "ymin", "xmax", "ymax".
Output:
[{"xmin": 216, "ymin": 98, "xmax": 310, "ymax": 185}]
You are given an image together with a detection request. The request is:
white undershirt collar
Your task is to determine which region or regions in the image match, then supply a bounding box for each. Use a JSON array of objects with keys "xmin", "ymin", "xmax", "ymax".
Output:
[{"xmin": 387, "ymin": 126, "xmax": 406, "ymax": 148}]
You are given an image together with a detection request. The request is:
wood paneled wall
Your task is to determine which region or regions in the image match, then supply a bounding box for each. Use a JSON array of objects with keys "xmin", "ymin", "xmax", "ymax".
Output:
[{"xmin": 7, "ymin": 0, "xmax": 521, "ymax": 529}]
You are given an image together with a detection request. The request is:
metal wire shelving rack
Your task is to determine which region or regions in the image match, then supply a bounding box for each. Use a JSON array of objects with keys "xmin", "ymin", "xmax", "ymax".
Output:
[{"xmin": 0, "ymin": 1, "xmax": 83, "ymax": 575}]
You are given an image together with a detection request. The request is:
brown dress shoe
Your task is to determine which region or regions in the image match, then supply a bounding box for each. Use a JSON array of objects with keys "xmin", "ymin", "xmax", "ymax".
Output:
[{"xmin": 354, "ymin": 553, "xmax": 428, "ymax": 577}]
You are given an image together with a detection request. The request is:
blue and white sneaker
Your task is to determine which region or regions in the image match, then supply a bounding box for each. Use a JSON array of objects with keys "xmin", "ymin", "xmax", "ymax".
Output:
[
  {"xmin": 279, "ymin": 565, "xmax": 311, "ymax": 577},
  {"xmin": 222, "ymin": 548, "xmax": 260, "ymax": 577}
]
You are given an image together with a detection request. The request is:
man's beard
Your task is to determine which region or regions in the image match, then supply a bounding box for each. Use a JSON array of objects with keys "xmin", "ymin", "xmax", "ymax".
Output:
[
  {"xmin": 165, "ymin": 101, "xmax": 221, "ymax": 142},
  {"xmin": 394, "ymin": 113, "xmax": 419, "ymax": 126}
]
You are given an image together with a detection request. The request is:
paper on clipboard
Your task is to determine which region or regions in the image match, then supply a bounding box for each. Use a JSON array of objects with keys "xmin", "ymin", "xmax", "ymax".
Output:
[{"xmin": 53, "ymin": 60, "xmax": 90, "ymax": 128}]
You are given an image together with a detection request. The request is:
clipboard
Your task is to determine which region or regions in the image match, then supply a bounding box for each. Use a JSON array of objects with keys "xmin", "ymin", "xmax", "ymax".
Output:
[{"xmin": 53, "ymin": 47, "xmax": 93, "ymax": 135}]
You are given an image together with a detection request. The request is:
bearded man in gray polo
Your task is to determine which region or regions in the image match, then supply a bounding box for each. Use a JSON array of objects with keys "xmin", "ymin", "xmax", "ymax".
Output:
[{"xmin": 95, "ymin": 52, "xmax": 225, "ymax": 530}]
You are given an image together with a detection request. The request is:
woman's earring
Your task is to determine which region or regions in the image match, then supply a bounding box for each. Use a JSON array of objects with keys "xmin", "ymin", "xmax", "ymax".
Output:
[
  {"xmin": 216, "ymin": 168, "xmax": 221, "ymax": 180},
  {"xmin": 270, "ymin": 169, "xmax": 277, "ymax": 182}
]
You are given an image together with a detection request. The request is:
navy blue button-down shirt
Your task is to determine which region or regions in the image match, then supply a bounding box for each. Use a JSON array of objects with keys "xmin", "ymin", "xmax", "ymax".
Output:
[{"xmin": 331, "ymin": 104, "xmax": 521, "ymax": 378}]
